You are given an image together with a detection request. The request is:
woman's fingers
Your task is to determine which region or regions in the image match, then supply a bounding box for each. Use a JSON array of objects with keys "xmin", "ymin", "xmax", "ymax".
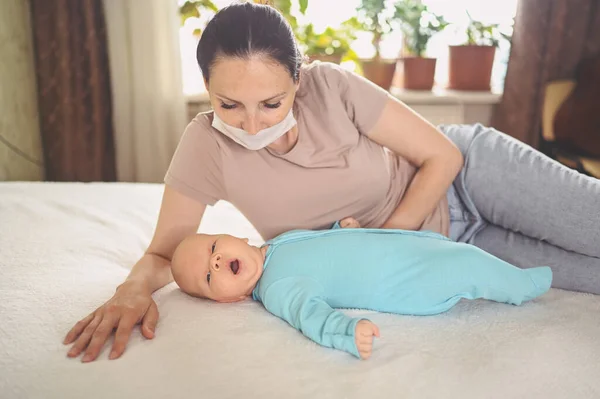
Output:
[
  {"xmin": 67, "ymin": 314, "xmax": 102, "ymax": 358},
  {"xmin": 63, "ymin": 312, "xmax": 95, "ymax": 345},
  {"xmin": 141, "ymin": 301, "xmax": 159, "ymax": 339},
  {"xmin": 109, "ymin": 312, "xmax": 139, "ymax": 360},
  {"xmin": 64, "ymin": 284, "xmax": 159, "ymax": 362},
  {"xmin": 81, "ymin": 313, "xmax": 120, "ymax": 362}
]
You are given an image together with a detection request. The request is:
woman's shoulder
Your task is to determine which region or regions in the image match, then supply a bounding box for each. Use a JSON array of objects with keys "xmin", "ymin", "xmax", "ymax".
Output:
[
  {"xmin": 299, "ymin": 61, "xmax": 353, "ymax": 92},
  {"xmin": 188, "ymin": 110, "xmax": 214, "ymax": 133},
  {"xmin": 180, "ymin": 110, "xmax": 224, "ymax": 147}
]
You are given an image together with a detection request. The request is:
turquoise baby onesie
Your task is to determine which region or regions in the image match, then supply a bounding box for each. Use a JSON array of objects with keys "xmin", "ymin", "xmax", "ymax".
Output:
[{"xmin": 251, "ymin": 226, "xmax": 552, "ymax": 358}]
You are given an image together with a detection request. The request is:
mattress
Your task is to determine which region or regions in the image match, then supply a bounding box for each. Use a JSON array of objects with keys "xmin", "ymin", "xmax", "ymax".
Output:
[{"xmin": 1, "ymin": 182, "xmax": 599, "ymax": 399}]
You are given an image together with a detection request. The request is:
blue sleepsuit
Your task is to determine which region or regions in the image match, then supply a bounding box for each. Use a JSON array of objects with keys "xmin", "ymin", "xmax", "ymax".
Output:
[{"xmin": 251, "ymin": 224, "xmax": 552, "ymax": 358}]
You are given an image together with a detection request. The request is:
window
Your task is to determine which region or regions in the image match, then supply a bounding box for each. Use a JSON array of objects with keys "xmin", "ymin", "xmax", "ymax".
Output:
[{"xmin": 179, "ymin": 0, "xmax": 518, "ymax": 96}]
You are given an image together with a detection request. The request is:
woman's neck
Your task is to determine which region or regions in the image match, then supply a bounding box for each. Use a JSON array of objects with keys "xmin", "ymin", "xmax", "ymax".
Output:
[{"xmin": 266, "ymin": 124, "xmax": 299, "ymax": 154}]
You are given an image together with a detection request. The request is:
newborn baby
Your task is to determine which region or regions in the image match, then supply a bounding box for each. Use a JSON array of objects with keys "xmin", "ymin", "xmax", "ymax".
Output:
[{"xmin": 171, "ymin": 219, "xmax": 552, "ymax": 360}]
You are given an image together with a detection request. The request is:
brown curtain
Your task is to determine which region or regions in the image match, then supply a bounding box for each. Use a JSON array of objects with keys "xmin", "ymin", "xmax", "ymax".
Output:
[
  {"xmin": 29, "ymin": 0, "xmax": 116, "ymax": 181},
  {"xmin": 491, "ymin": 0, "xmax": 600, "ymax": 148}
]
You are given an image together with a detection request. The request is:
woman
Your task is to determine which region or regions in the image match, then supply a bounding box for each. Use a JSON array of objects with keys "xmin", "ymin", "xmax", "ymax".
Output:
[{"xmin": 64, "ymin": 2, "xmax": 600, "ymax": 363}]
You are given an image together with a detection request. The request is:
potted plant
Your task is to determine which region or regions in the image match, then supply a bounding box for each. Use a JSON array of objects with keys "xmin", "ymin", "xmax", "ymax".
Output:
[
  {"xmin": 448, "ymin": 12, "xmax": 510, "ymax": 91},
  {"xmin": 393, "ymin": 0, "xmax": 448, "ymax": 90},
  {"xmin": 355, "ymin": 0, "xmax": 397, "ymax": 90},
  {"xmin": 297, "ymin": 18, "xmax": 360, "ymax": 64}
]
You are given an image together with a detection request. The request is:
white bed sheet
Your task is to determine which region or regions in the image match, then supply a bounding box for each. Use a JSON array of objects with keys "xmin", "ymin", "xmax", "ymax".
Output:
[{"xmin": 1, "ymin": 182, "xmax": 599, "ymax": 399}]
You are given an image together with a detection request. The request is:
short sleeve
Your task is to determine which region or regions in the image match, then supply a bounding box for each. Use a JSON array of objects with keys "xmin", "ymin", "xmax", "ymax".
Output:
[
  {"xmin": 164, "ymin": 117, "xmax": 226, "ymax": 205},
  {"xmin": 320, "ymin": 62, "xmax": 392, "ymax": 136}
]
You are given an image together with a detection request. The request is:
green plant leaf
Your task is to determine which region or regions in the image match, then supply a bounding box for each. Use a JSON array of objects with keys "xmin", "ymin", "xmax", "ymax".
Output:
[
  {"xmin": 342, "ymin": 48, "xmax": 359, "ymax": 63},
  {"xmin": 200, "ymin": 0, "xmax": 218, "ymax": 12},
  {"xmin": 393, "ymin": 0, "xmax": 447, "ymax": 57},
  {"xmin": 271, "ymin": 0, "xmax": 292, "ymax": 16},
  {"xmin": 179, "ymin": 1, "xmax": 200, "ymax": 25},
  {"xmin": 178, "ymin": 0, "xmax": 218, "ymax": 26},
  {"xmin": 355, "ymin": 0, "xmax": 390, "ymax": 57},
  {"xmin": 298, "ymin": 0, "xmax": 308, "ymax": 15},
  {"xmin": 462, "ymin": 10, "xmax": 508, "ymax": 47},
  {"xmin": 297, "ymin": 15, "xmax": 360, "ymax": 59}
]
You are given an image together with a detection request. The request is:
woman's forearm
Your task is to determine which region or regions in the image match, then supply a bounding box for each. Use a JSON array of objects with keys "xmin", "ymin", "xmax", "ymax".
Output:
[
  {"xmin": 120, "ymin": 252, "xmax": 174, "ymax": 294},
  {"xmin": 382, "ymin": 153, "xmax": 463, "ymax": 230}
]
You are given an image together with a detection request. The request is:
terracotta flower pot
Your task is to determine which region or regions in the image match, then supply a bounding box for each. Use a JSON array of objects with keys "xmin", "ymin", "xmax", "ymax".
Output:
[
  {"xmin": 361, "ymin": 59, "xmax": 397, "ymax": 91},
  {"xmin": 448, "ymin": 45, "xmax": 496, "ymax": 91},
  {"xmin": 308, "ymin": 54, "xmax": 343, "ymax": 64},
  {"xmin": 400, "ymin": 57, "xmax": 437, "ymax": 91}
]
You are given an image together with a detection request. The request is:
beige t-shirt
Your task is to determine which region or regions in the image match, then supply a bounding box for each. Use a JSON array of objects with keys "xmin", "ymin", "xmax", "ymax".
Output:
[{"xmin": 164, "ymin": 62, "xmax": 449, "ymax": 240}]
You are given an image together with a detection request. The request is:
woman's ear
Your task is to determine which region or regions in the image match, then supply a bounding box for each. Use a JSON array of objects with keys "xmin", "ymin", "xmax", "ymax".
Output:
[{"xmin": 294, "ymin": 67, "xmax": 302, "ymax": 92}]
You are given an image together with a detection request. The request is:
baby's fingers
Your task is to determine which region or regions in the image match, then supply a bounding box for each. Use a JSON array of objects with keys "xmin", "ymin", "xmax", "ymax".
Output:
[
  {"xmin": 357, "ymin": 332, "xmax": 374, "ymax": 347},
  {"xmin": 358, "ymin": 344, "xmax": 373, "ymax": 360},
  {"xmin": 357, "ymin": 340, "xmax": 373, "ymax": 351},
  {"xmin": 372, "ymin": 324, "xmax": 380, "ymax": 337}
]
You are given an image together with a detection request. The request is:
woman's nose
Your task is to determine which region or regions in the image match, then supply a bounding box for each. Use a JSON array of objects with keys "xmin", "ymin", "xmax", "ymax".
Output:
[{"xmin": 242, "ymin": 113, "xmax": 259, "ymax": 135}]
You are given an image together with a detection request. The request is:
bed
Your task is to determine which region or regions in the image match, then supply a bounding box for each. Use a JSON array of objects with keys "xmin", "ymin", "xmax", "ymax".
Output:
[{"xmin": 1, "ymin": 181, "xmax": 599, "ymax": 399}]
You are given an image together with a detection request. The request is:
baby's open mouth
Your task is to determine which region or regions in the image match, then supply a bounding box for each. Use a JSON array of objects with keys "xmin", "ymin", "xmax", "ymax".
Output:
[{"xmin": 230, "ymin": 259, "xmax": 240, "ymax": 275}]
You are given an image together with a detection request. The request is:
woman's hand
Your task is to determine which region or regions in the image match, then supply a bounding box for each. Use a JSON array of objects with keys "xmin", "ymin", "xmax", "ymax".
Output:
[
  {"xmin": 62, "ymin": 186, "xmax": 208, "ymax": 363},
  {"xmin": 63, "ymin": 280, "xmax": 158, "ymax": 362},
  {"xmin": 367, "ymin": 98, "xmax": 464, "ymax": 231}
]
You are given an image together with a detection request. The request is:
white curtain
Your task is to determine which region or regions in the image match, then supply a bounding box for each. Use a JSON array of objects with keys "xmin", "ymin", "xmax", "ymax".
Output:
[{"xmin": 102, "ymin": 0, "xmax": 188, "ymax": 183}]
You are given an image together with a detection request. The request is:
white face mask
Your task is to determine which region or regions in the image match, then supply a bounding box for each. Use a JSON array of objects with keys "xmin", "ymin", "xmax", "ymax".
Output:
[{"xmin": 211, "ymin": 109, "xmax": 297, "ymax": 150}]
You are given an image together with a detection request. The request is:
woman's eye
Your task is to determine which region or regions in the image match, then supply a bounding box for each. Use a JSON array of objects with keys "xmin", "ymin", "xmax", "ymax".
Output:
[
  {"xmin": 211, "ymin": 242, "xmax": 216, "ymax": 253},
  {"xmin": 206, "ymin": 272, "xmax": 211, "ymax": 284},
  {"xmin": 264, "ymin": 101, "xmax": 282, "ymax": 109},
  {"xmin": 220, "ymin": 102, "xmax": 236, "ymax": 110}
]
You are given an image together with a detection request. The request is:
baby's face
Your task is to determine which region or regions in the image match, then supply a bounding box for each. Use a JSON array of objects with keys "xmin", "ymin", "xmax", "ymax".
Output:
[{"xmin": 171, "ymin": 234, "xmax": 265, "ymax": 302}]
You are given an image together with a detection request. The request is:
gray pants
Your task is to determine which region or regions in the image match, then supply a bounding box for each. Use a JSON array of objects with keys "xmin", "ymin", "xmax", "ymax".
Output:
[{"xmin": 440, "ymin": 124, "xmax": 600, "ymax": 295}]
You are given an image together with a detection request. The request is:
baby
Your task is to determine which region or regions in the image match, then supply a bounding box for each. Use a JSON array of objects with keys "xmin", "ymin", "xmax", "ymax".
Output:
[{"xmin": 171, "ymin": 218, "xmax": 552, "ymax": 360}]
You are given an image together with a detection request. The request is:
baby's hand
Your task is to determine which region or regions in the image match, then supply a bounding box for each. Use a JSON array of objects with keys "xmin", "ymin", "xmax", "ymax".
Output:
[
  {"xmin": 355, "ymin": 320, "xmax": 380, "ymax": 360},
  {"xmin": 340, "ymin": 217, "xmax": 360, "ymax": 229}
]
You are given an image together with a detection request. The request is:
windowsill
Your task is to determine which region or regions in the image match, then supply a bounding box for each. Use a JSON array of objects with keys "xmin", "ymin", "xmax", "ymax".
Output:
[
  {"xmin": 185, "ymin": 87, "xmax": 503, "ymax": 106},
  {"xmin": 390, "ymin": 87, "xmax": 503, "ymax": 105}
]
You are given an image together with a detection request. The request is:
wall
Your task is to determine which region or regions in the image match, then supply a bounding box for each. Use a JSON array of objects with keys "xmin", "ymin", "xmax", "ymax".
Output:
[{"xmin": 0, "ymin": 0, "xmax": 44, "ymax": 181}]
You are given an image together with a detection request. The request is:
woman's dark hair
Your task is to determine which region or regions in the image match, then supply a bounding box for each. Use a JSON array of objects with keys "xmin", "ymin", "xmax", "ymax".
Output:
[{"xmin": 197, "ymin": 2, "xmax": 304, "ymax": 83}]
